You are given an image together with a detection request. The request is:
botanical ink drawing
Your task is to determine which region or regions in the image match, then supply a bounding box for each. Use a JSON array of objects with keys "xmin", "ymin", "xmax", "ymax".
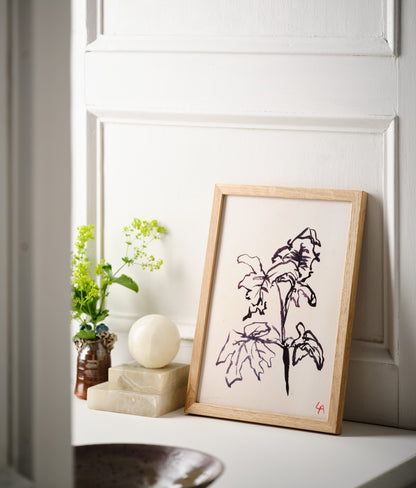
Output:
[{"xmin": 216, "ymin": 227, "xmax": 325, "ymax": 395}]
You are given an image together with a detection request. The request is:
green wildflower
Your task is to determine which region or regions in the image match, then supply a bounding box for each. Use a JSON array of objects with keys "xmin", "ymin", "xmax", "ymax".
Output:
[{"xmin": 71, "ymin": 219, "xmax": 166, "ymax": 339}]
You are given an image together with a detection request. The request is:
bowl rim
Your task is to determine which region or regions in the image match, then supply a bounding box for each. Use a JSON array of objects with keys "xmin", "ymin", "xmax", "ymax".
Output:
[{"xmin": 74, "ymin": 442, "xmax": 225, "ymax": 481}]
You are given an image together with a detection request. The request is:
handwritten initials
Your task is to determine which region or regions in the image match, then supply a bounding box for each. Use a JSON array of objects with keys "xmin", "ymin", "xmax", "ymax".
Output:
[{"xmin": 315, "ymin": 402, "xmax": 325, "ymax": 415}]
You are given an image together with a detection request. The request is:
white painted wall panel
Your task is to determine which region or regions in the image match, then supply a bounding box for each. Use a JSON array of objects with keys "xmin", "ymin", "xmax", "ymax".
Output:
[
  {"xmin": 103, "ymin": 0, "xmax": 384, "ymax": 38},
  {"xmin": 100, "ymin": 119, "xmax": 388, "ymax": 349},
  {"xmin": 93, "ymin": 0, "xmax": 394, "ymax": 55},
  {"xmin": 88, "ymin": 113, "xmax": 399, "ymax": 425},
  {"xmin": 85, "ymin": 53, "xmax": 396, "ymax": 115}
]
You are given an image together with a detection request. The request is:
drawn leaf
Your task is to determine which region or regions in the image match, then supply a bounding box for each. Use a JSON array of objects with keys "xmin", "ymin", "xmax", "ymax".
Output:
[
  {"xmin": 267, "ymin": 260, "xmax": 299, "ymax": 287},
  {"xmin": 225, "ymin": 340, "xmax": 250, "ymax": 386},
  {"xmin": 216, "ymin": 322, "xmax": 280, "ymax": 386},
  {"xmin": 216, "ymin": 330, "xmax": 242, "ymax": 366},
  {"xmin": 249, "ymin": 340, "xmax": 276, "ymax": 380},
  {"xmin": 242, "ymin": 321, "xmax": 271, "ymax": 339},
  {"xmin": 271, "ymin": 227, "xmax": 321, "ymax": 283},
  {"xmin": 292, "ymin": 322, "xmax": 324, "ymax": 370},
  {"xmin": 290, "ymin": 283, "xmax": 317, "ymax": 307},
  {"xmin": 237, "ymin": 255, "xmax": 272, "ymax": 320}
]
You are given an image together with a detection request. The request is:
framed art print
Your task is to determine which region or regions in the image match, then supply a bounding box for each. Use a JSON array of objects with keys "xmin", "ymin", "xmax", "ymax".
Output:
[{"xmin": 185, "ymin": 185, "xmax": 367, "ymax": 434}]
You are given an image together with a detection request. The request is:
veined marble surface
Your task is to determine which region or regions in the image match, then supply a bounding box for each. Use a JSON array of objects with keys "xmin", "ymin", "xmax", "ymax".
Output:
[{"xmin": 87, "ymin": 362, "xmax": 189, "ymax": 417}]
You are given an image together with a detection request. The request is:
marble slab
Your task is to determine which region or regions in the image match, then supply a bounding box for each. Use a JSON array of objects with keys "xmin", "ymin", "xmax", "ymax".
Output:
[
  {"xmin": 87, "ymin": 361, "xmax": 190, "ymax": 417},
  {"xmin": 108, "ymin": 362, "xmax": 189, "ymax": 395},
  {"xmin": 87, "ymin": 382, "xmax": 188, "ymax": 417}
]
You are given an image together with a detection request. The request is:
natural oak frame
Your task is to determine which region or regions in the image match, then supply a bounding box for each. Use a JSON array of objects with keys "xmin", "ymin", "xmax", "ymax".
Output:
[{"xmin": 185, "ymin": 184, "xmax": 367, "ymax": 434}]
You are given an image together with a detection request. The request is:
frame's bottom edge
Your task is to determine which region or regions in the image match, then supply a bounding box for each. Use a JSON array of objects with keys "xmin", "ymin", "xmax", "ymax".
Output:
[{"xmin": 184, "ymin": 402, "xmax": 341, "ymax": 435}]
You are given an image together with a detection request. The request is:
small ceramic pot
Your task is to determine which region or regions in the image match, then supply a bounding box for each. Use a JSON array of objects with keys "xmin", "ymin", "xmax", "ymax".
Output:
[{"xmin": 73, "ymin": 332, "xmax": 116, "ymax": 400}]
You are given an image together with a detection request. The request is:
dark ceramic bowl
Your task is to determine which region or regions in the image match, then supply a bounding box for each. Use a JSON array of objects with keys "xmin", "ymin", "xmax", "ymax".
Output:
[{"xmin": 74, "ymin": 443, "xmax": 224, "ymax": 488}]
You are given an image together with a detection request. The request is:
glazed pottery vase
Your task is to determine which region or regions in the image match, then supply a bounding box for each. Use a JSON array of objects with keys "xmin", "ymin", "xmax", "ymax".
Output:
[{"xmin": 73, "ymin": 332, "xmax": 117, "ymax": 400}]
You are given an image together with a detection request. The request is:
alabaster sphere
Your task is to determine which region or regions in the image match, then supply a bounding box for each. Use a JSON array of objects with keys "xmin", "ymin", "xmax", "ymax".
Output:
[{"xmin": 128, "ymin": 314, "xmax": 180, "ymax": 368}]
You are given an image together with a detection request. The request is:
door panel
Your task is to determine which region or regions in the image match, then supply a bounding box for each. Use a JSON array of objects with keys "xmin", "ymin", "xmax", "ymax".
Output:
[
  {"xmin": 90, "ymin": 0, "xmax": 395, "ymax": 55},
  {"xmin": 85, "ymin": 54, "xmax": 396, "ymax": 115}
]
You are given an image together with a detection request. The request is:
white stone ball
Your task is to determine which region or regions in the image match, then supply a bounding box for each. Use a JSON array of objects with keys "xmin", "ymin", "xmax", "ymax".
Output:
[{"xmin": 128, "ymin": 314, "xmax": 180, "ymax": 368}]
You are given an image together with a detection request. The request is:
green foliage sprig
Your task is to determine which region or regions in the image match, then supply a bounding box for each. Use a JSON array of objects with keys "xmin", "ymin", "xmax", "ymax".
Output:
[{"xmin": 71, "ymin": 218, "xmax": 166, "ymax": 340}]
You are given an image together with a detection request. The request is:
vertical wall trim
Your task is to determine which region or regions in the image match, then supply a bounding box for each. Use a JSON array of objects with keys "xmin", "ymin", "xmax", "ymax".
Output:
[
  {"xmin": 0, "ymin": 0, "xmax": 9, "ymax": 472},
  {"xmin": 8, "ymin": 0, "xmax": 34, "ymax": 477},
  {"xmin": 31, "ymin": 0, "xmax": 73, "ymax": 485},
  {"xmin": 384, "ymin": 118, "xmax": 399, "ymax": 361},
  {"xmin": 96, "ymin": 120, "xmax": 105, "ymax": 264},
  {"xmin": 86, "ymin": 0, "xmax": 101, "ymax": 45},
  {"xmin": 86, "ymin": 112, "xmax": 102, "ymax": 266},
  {"xmin": 385, "ymin": 0, "xmax": 399, "ymax": 56}
]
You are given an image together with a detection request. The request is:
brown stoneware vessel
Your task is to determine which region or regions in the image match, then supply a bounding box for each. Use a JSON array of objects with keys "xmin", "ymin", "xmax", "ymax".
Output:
[{"xmin": 74, "ymin": 337, "xmax": 112, "ymax": 400}]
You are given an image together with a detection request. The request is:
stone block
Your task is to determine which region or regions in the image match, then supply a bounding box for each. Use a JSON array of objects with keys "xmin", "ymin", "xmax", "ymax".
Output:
[
  {"xmin": 87, "ymin": 361, "xmax": 190, "ymax": 417},
  {"xmin": 87, "ymin": 382, "xmax": 188, "ymax": 417},
  {"xmin": 108, "ymin": 362, "xmax": 189, "ymax": 395}
]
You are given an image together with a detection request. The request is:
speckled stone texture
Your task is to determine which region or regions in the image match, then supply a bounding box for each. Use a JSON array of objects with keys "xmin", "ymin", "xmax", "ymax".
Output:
[
  {"xmin": 87, "ymin": 362, "xmax": 190, "ymax": 417},
  {"xmin": 75, "ymin": 443, "xmax": 224, "ymax": 487}
]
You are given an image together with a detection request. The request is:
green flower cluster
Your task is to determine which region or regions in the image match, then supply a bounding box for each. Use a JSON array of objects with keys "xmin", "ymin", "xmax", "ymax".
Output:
[
  {"xmin": 122, "ymin": 218, "xmax": 166, "ymax": 271},
  {"xmin": 71, "ymin": 219, "xmax": 166, "ymax": 340}
]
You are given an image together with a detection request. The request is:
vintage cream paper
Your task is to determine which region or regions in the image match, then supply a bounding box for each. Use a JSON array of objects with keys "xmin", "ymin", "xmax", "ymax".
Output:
[{"xmin": 197, "ymin": 195, "xmax": 351, "ymax": 420}]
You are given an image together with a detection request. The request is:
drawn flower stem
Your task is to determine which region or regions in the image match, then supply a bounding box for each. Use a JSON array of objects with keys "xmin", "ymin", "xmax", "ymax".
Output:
[
  {"xmin": 283, "ymin": 346, "xmax": 290, "ymax": 395},
  {"xmin": 276, "ymin": 284, "xmax": 295, "ymax": 394},
  {"xmin": 277, "ymin": 285, "xmax": 287, "ymax": 341}
]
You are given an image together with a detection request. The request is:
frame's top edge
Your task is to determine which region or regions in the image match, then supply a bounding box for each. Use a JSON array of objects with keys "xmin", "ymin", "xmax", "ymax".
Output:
[{"xmin": 214, "ymin": 184, "xmax": 367, "ymax": 202}]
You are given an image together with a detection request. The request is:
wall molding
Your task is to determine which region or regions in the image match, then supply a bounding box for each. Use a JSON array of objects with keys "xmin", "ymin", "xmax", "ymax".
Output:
[
  {"xmin": 384, "ymin": 118, "xmax": 399, "ymax": 363},
  {"xmin": 86, "ymin": 109, "xmax": 398, "ymax": 366},
  {"xmin": 86, "ymin": 0, "xmax": 397, "ymax": 56},
  {"xmin": 0, "ymin": 0, "xmax": 9, "ymax": 472},
  {"xmin": 108, "ymin": 310, "xmax": 196, "ymax": 341},
  {"xmin": 88, "ymin": 108, "xmax": 395, "ymax": 134}
]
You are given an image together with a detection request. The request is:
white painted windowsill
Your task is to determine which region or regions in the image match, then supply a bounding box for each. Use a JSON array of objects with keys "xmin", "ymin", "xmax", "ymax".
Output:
[{"xmin": 72, "ymin": 398, "xmax": 416, "ymax": 488}]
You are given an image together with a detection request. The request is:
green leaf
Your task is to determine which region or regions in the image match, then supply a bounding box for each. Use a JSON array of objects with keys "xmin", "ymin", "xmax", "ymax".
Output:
[
  {"xmin": 72, "ymin": 286, "xmax": 99, "ymax": 317},
  {"xmin": 95, "ymin": 310, "xmax": 110, "ymax": 323},
  {"xmin": 102, "ymin": 264, "xmax": 114, "ymax": 279},
  {"xmin": 112, "ymin": 274, "xmax": 139, "ymax": 292},
  {"xmin": 74, "ymin": 329, "xmax": 97, "ymax": 340}
]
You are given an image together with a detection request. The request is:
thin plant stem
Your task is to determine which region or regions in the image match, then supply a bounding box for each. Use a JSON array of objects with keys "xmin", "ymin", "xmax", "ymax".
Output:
[
  {"xmin": 113, "ymin": 260, "xmax": 128, "ymax": 277},
  {"xmin": 276, "ymin": 282, "xmax": 295, "ymax": 395},
  {"xmin": 277, "ymin": 284, "xmax": 286, "ymax": 341}
]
